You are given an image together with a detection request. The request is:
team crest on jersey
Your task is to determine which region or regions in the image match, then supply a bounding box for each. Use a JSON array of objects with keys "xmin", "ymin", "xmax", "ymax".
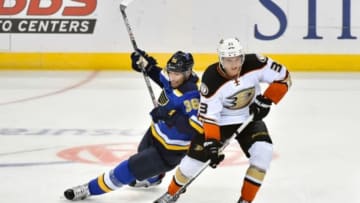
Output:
[
  {"xmin": 256, "ymin": 54, "xmax": 267, "ymax": 63},
  {"xmin": 200, "ymin": 83, "xmax": 209, "ymax": 96},
  {"xmin": 224, "ymin": 87, "xmax": 255, "ymax": 110},
  {"xmin": 158, "ymin": 90, "xmax": 169, "ymax": 106}
]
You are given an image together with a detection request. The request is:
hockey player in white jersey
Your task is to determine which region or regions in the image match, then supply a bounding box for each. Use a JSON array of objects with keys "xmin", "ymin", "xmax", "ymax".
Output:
[{"xmin": 155, "ymin": 37, "xmax": 291, "ymax": 203}]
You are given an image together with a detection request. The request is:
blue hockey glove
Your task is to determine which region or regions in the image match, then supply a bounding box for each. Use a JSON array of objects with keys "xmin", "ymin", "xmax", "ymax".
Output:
[
  {"xmin": 204, "ymin": 139, "xmax": 225, "ymax": 168},
  {"xmin": 130, "ymin": 49, "xmax": 157, "ymax": 72},
  {"xmin": 249, "ymin": 95, "xmax": 272, "ymax": 121}
]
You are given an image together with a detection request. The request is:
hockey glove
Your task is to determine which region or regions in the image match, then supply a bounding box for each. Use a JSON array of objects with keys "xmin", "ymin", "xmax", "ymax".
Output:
[
  {"xmin": 204, "ymin": 139, "xmax": 225, "ymax": 168},
  {"xmin": 249, "ymin": 95, "xmax": 272, "ymax": 121},
  {"xmin": 130, "ymin": 49, "xmax": 157, "ymax": 73},
  {"xmin": 150, "ymin": 106, "xmax": 171, "ymax": 123}
]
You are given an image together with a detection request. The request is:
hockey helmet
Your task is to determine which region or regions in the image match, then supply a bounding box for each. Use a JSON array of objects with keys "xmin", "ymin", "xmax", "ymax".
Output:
[
  {"xmin": 217, "ymin": 37, "xmax": 245, "ymax": 65},
  {"xmin": 166, "ymin": 51, "xmax": 194, "ymax": 73}
]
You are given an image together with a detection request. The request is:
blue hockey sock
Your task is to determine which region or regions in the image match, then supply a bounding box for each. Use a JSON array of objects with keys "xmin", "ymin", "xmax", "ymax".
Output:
[{"xmin": 88, "ymin": 160, "xmax": 136, "ymax": 195}]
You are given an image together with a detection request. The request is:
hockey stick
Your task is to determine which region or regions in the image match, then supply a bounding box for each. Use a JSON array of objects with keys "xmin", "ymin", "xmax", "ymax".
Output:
[
  {"xmin": 120, "ymin": 1, "xmax": 158, "ymax": 107},
  {"xmin": 154, "ymin": 114, "xmax": 254, "ymax": 203}
]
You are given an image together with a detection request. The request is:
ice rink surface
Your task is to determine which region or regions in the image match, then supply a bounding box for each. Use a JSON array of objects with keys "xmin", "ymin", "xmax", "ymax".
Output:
[{"xmin": 0, "ymin": 71, "xmax": 359, "ymax": 203}]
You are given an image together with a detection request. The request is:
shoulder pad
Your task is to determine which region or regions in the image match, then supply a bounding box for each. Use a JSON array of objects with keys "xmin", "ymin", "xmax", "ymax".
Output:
[
  {"xmin": 241, "ymin": 54, "xmax": 268, "ymax": 75},
  {"xmin": 200, "ymin": 63, "xmax": 228, "ymax": 98}
]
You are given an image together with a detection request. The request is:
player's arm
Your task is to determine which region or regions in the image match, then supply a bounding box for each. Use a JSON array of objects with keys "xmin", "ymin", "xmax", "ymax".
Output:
[
  {"xmin": 199, "ymin": 102, "xmax": 221, "ymax": 141},
  {"xmin": 245, "ymin": 55, "xmax": 291, "ymax": 121},
  {"xmin": 260, "ymin": 57, "xmax": 292, "ymax": 104},
  {"xmin": 198, "ymin": 65, "xmax": 226, "ymax": 168},
  {"xmin": 167, "ymin": 90, "xmax": 203, "ymax": 135},
  {"xmin": 198, "ymin": 79, "xmax": 223, "ymax": 141},
  {"xmin": 264, "ymin": 70, "xmax": 291, "ymax": 104},
  {"xmin": 168, "ymin": 109, "xmax": 203, "ymax": 137},
  {"xmin": 198, "ymin": 65, "xmax": 225, "ymax": 141},
  {"xmin": 130, "ymin": 48, "xmax": 163, "ymax": 87},
  {"xmin": 199, "ymin": 96, "xmax": 224, "ymax": 168}
]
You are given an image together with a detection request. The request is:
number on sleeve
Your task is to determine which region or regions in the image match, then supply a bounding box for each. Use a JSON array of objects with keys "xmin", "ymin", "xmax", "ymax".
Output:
[
  {"xmin": 270, "ymin": 62, "xmax": 282, "ymax": 73},
  {"xmin": 199, "ymin": 102, "xmax": 208, "ymax": 114},
  {"xmin": 183, "ymin": 98, "xmax": 200, "ymax": 113}
]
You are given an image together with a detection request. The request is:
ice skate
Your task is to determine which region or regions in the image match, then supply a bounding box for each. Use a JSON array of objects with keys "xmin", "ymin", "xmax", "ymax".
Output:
[
  {"xmin": 129, "ymin": 173, "xmax": 165, "ymax": 188},
  {"xmin": 153, "ymin": 192, "xmax": 179, "ymax": 203},
  {"xmin": 64, "ymin": 183, "xmax": 90, "ymax": 201}
]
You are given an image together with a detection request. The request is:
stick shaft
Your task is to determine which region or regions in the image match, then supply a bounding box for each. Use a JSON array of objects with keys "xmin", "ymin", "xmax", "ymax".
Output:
[
  {"xmin": 120, "ymin": 7, "xmax": 138, "ymax": 50},
  {"xmin": 120, "ymin": 5, "xmax": 157, "ymax": 107}
]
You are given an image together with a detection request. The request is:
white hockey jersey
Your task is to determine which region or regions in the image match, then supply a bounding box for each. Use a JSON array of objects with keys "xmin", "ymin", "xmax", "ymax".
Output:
[{"xmin": 198, "ymin": 54, "xmax": 291, "ymax": 130}]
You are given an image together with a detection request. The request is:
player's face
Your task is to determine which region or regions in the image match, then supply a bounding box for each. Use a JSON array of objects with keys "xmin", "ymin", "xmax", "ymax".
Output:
[
  {"xmin": 168, "ymin": 71, "xmax": 186, "ymax": 88},
  {"xmin": 221, "ymin": 56, "xmax": 242, "ymax": 77}
]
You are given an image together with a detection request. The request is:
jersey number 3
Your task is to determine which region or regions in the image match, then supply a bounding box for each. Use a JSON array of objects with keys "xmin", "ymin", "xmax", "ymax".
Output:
[
  {"xmin": 199, "ymin": 102, "xmax": 208, "ymax": 114},
  {"xmin": 270, "ymin": 62, "xmax": 282, "ymax": 73}
]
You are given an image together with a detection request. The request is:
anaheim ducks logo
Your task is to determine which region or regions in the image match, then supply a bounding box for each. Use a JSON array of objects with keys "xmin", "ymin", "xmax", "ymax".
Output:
[{"xmin": 224, "ymin": 87, "xmax": 255, "ymax": 109}]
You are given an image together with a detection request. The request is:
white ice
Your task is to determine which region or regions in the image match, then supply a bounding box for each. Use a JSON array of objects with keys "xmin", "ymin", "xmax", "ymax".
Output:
[{"xmin": 0, "ymin": 71, "xmax": 359, "ymax": 203}]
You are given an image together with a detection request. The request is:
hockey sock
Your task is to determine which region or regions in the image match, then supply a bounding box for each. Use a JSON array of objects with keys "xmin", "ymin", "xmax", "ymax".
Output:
[
  {"xmin": 88, "ymin": 160, "xmax": 136, "ymax": 195},
  {"xmin": 240, "ymin": 165, "xmax": 266, "ymax": 202},
  {"xmin": 168, "ymin": 168, "xmax": 189, "ymax": 195}
]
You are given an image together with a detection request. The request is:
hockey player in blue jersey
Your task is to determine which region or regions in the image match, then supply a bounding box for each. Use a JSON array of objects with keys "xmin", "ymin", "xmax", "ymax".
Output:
[{"xmin": 63, "ymin": 50, "xmax": 203, "ymax": 201}]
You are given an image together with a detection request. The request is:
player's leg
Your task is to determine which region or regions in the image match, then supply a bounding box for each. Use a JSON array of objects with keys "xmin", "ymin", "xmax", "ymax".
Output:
[
  {"xmin": 154, "ymin": 154, "xmax": 205, "ymax": 203},
  {"xmin": 64, "ymin": 129, "xmax": 184, "ymax": 201},
  {"xmin": 137, "ymin": 127, "xmax": 153, "ymax": 152},
  {"xmin": 89, "ymin": 141, "xmax": 183, "ymax": 193},
  {"xmin": 64, "ymin": 146, "xmax": 178, "ymax": 200},
  {"xmin": 129, "ymin": 128, "xmax": 166, "ymax": 187},
  {"xmin": 63, "ymin": 157, "xmax": 136, "ymax": 200},
  {"xmin": 158, "ymin": 124, "xmax": 243, "ymax": 202},
  {"xmin": 158, "ymin": 132, "xmax": 209, "ymax": 202},
  {"xmin": 63, "ymin": 128, "xmax": 152, "ymax": 200},
  {"xmin": 235, "ymin": 120, "xmax": 273, "ymax": 203},
  {"xmin": 127, "ymin": 143, "xmax": 184, "ymax": 188}
]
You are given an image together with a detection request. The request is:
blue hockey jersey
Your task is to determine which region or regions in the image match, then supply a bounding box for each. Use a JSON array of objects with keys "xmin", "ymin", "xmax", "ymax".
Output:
[{"xmin": 147, "ymin": 67, "xmax": 203, "ymax": 151}]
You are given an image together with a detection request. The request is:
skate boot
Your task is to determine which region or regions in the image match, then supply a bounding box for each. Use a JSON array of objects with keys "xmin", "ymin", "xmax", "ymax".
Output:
[
  {"xmin": 129, "ymin": 173, "xmax": 165, "ymax": 188},
  {"xmin": 153, "ymin": 192, "xmax": 179, "ymax": 203},
  {"xmin": 64, "ymin": 183, "xmax": 91, "ymax": 201},
  {"xmin": 237, "ymin": 197, "xmax": 251, "ymax": 203}
]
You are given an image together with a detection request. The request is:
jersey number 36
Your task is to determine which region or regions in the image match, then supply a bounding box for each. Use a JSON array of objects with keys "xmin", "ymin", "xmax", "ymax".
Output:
[{"xmin": 183, "ymin": 99, "xmax": 200, "ymax": 113}]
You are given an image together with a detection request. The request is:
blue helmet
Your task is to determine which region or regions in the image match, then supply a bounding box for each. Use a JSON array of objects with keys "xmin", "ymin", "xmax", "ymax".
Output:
[{"xmin": 166, "ymin": 51, "xmax": 194, "ymax": 73}]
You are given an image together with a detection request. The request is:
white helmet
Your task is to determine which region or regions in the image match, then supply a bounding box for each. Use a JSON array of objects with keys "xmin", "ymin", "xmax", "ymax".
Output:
[{"xmin": 217, "ymin": 37, "xmax": 245, "ymax": 65}]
